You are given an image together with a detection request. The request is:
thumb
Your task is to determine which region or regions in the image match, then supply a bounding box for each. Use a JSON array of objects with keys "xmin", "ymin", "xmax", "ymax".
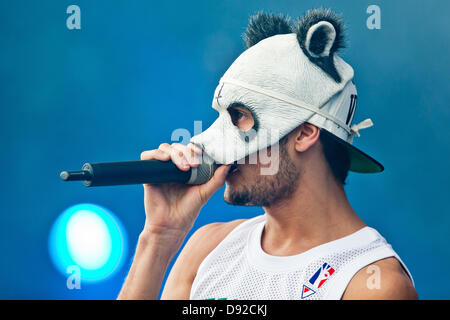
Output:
[{"xmin": 198, "ymin": 165, "xmax": 231, "ymax": 204}]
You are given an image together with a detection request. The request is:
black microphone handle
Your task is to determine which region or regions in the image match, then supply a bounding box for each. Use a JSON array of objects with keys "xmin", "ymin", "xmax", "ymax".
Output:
[
  {"xmin": 60, "ymin": 159, "xmax": 219, "ymax": 187},
  {"xmin": 82, "ymin": 160, "xmax": 191, "ymax": 187}
]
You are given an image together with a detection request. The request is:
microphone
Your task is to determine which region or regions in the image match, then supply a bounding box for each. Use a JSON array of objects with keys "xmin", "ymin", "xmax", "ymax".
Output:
[{"xmin": 60, "ymin": 158, "xmax": 219, "ymax": 187}]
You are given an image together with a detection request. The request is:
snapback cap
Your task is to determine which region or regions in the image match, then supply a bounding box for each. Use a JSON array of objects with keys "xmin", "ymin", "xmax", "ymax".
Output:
[{"xmin": 307, "ymin": 81, "xmax": 384, "ymax": 173}]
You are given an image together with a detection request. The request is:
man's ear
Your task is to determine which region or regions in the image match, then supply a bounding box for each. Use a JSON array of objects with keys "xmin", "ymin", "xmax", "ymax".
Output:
[{"xmin": 293, "ymin": 123, "xmax": 320, "ymax": 152}]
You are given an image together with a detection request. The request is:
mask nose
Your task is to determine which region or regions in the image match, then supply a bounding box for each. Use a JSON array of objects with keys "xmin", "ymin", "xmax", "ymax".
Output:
[
  {"xmin": 190, "ymin": 121, "xmax": 216, "ymax": 151},
  {"xmin": 190, "ymin": 126, "xmax": 213, "ymax": 149},
  {"xmin": 190, "ymin": 114, "xmax": 233, "ymax": 164}
]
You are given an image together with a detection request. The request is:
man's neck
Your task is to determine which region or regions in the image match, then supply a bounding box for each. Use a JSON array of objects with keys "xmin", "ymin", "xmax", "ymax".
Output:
[{"xmin": 261, "ymin": 172, "xmax": 366, "ymax": 257}]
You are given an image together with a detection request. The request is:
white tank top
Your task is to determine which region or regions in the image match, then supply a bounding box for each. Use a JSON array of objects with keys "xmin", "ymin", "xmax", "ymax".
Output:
[{"xmin": 190, "ymin": 214, "xmax": 413, "ymax": 300}]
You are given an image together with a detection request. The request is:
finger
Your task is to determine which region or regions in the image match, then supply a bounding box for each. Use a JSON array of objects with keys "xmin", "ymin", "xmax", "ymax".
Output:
[
  {"xmin": 198, "ymin": 165, "xmax": 231, "ymax": 204},
  {"xmin": 171, "ymin": 143, "xmax": 200, "ymax": 167},
  {"xmin": 188, "ymin": 143, "xmax": 203, "ymax": 155},
  {"xmin": 187, "ymin": 143, "xmax": 205, "ymax": 165},
  {"xmin": 140, "ymin": 149, "xmax": 170, "ymax": 161},
  {"xmin": 158, "ymin": 143, "xmax": 191, "ymax": 171}
]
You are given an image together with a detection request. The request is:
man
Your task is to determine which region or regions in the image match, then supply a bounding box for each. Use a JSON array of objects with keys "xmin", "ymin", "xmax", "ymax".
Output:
[{"xmin": 118, "ymin": 9, "xmax": 417, "ymax": 300}]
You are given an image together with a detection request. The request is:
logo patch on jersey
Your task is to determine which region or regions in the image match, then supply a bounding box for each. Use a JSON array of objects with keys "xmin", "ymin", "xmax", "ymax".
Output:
[
  {"xmin": 301, "ymin": 284, "xmax": 316, "ymax": 298},
  {"xmin": 301, "ymin": 262, "xmax": 335, "ymax": 299}
]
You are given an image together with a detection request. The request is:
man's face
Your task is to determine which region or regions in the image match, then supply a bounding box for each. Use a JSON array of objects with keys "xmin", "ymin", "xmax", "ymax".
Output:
[{"xmin": 224, "ymin": 135, "xmax": 300, "ymax": 207}]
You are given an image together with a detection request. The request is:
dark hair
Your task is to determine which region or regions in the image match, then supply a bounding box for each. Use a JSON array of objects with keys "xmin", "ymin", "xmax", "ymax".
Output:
[{"xmin": 319, "ymin": 131, "xmax": 350, "ymax": 185}]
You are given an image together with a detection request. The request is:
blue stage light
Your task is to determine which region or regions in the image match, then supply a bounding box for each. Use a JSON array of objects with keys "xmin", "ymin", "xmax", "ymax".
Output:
[{"xmin": 49, "ymin": 203, "xmax": 127, "ymax": 282}]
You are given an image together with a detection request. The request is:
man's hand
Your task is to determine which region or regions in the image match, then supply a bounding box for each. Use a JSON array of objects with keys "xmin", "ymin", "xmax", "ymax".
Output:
[
  {"xmin": 140, "ymin": 142, "xmax": 230, "ymax": 243},
  {"xmin": 118, "ymin": 143, "xmax": 230, "ymax": 300}
]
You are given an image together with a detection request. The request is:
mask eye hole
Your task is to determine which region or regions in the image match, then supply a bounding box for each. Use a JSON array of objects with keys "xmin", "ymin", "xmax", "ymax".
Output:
[{"xmin": 227, "ymin": 104, "xmax": 255, "ymax": 132}]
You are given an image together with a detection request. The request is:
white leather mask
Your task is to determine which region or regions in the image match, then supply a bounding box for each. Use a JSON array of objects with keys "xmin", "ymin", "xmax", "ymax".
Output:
[{"xmin": 191, "ymin": 10, "xmax": 382, "ymax": 173}]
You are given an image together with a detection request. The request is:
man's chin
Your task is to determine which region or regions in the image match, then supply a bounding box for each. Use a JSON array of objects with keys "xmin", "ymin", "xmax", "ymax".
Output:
[
  {"xmin": 223, "ymin": 183, "xmax": 254, "ymax": 206},
  {"xmin": 223, "ymin": 183, "xmax": 237, "ymax": 204}
]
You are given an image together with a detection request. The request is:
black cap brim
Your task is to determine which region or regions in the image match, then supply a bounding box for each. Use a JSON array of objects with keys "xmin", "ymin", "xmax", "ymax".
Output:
[{"xmin": 321, "ymin": 129, "xmax": 384, "ymax": 173}]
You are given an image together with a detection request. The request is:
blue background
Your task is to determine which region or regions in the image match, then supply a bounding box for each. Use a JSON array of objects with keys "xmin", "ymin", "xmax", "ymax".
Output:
[{"xmin": 0, "ymin": 0, "xmax": 448, "ymax": 299}]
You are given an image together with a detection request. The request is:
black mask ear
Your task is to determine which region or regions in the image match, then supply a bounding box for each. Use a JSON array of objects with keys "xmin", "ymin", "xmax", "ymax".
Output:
[{"xmin": 295, "ymin": 8, "xmax": 346, "ymax": 82}]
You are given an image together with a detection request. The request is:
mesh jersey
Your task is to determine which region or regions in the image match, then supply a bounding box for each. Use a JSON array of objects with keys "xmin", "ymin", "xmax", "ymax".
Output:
[{"xmin": 190, "ymin": 214, "xmax": 413, "ymax": 300}]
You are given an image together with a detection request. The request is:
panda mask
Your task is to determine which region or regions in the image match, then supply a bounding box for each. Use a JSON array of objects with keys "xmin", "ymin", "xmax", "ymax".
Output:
[{"xmin": 190, "ymin": 9, "xmax": 383, "ymax": 173}]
